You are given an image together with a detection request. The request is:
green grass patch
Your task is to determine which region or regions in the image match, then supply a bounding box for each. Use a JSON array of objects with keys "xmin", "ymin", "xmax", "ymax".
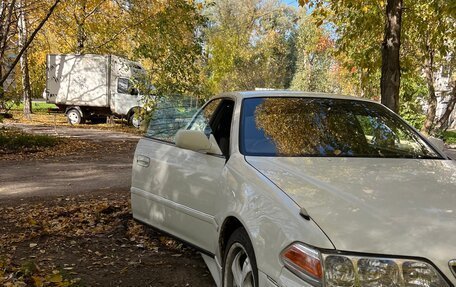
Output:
[
  {"xmin": 10, "ymin": 102, "xmax": 57, "ymax": 112},
  {"xmin": 442, "ymin": 130, "xmax": 456, "ymax": 145},
  {"xmin": 0, "ymin": 128, "xmax": 59, "ymax": 153}
]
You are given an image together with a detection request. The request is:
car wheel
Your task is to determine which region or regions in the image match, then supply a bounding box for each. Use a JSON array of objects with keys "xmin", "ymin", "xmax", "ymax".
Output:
[
  {"xmin": 67, "ymin": 109, "xmax": 84, "ymax": 125},
  {"xmin": 223, "ymin": 228, "xmax": 258, "ymax": 287}
]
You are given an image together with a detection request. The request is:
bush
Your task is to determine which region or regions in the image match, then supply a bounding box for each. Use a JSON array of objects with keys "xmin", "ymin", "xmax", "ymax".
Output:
[
  {"xmin": 0, "ymin": 128, "xmax": 59, "ymax": 153},
  {"xmin": 442, "ymin": 131, "xmax": 456, "ymax": 145},
  {"xmin": 400, "ymin": 100, "xmax": 426, "ymax": 129}
]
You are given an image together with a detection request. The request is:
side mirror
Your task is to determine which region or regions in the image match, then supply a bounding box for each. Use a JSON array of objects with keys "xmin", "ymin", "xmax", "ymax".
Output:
[
  {"xmin": 175, "ymin": 130, "xmax": 212, "ymax": 152},
  {"xmin": 428, "ymin": 136, "xmax": 445, "ymax": 151},
  {"xmin": 175, "ymin": 130, "xmax": 224, "ymax": 155},
  {"xmin": 130, "ymin": 88, "xmax": 139, "ymax": 95}
]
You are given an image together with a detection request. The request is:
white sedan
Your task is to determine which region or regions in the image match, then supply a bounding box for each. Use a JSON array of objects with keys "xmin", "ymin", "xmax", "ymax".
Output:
[{"xmin": 131, "ymin": 91, "xmax": 456, "ymax": 287}]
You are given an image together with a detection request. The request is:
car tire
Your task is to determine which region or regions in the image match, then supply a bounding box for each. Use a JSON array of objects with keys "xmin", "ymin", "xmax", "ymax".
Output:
[
  {"xmin": 66, "ymin": 108, "xmax": 84, "ymax": 125},
  {"xmin": 223, "ymin": 228, "xmax": 258, "ymax": 287}
]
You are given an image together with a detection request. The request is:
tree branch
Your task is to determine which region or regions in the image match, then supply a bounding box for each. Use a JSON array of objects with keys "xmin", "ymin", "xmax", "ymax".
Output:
[
  {"xmin": 0, "ymin": 0, "xmax": 60, "ymax": 86},
  {"xmin": 82, "ymin": 0, "xmax": 107, "ymax": 21}
]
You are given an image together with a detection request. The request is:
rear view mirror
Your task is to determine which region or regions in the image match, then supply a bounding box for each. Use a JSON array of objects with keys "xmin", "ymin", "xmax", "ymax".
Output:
[{"xmin": 428, "ymin": 136, "xmax": 444, "ymax": 151}]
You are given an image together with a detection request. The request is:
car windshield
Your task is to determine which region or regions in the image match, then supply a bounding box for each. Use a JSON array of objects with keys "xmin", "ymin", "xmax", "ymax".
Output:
[{"xmin": 240, "ymin": 97, "xmax": 442, "ymax": 159}]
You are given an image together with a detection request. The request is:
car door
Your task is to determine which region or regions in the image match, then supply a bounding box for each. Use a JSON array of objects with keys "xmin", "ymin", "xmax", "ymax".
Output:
[{"xmin": 131, "ymin": 98, "xmax": 235, "ymax": 254}]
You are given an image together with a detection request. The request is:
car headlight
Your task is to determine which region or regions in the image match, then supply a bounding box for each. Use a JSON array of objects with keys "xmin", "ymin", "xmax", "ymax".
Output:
[{"xmin": 281, "ymin": 243, "xmax": 450, "ymax": 287}]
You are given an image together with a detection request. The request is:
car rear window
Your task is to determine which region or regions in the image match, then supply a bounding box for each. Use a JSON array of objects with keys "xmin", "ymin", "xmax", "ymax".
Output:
[{"xmin": 240, "ymin": 97, "xmax": 442, "ymax": 159}]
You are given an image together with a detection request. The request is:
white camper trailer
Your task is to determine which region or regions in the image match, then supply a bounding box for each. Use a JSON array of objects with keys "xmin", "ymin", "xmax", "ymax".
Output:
[{"xmin": 45, "ymin": 54, "xmax": 148, "ymax": 126}]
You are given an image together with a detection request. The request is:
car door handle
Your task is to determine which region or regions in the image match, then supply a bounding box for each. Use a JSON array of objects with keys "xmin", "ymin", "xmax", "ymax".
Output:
[{"xmin": 136, "ymin": 155, "xmax": 150, "ymax": 167}]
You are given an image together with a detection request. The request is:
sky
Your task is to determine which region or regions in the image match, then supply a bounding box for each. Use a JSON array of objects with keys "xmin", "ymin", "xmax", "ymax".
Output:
[{"xmin": 281, "ymin": 0, "xmax": 299, "ymax": 7}]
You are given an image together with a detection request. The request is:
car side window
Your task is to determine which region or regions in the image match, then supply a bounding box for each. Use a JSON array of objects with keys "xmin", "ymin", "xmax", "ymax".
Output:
[
  {"xmin": 210, "ymin": 100, "xmax": 235, "ymax": 156},
  {"xmin": 146, "ymin": 96, "xmax": 202, "ymax": 143},
  {"xmin": 187, "ymin": 99, "xmax": 234, "ymax": 157},
  {"xmin": 188, "ymin": 99, "xmax": 223, "ymax": 137}
]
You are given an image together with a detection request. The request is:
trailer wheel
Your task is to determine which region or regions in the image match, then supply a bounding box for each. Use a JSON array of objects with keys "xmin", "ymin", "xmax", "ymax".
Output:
[{"xmin": 67, "ymin": 109, "xmax": 84, "ymax": 125}]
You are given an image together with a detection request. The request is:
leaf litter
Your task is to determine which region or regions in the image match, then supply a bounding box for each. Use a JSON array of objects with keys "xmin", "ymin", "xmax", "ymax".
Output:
[{"xmin": 0, "ymin": 193, "xmax": 213, "ymax": 286}]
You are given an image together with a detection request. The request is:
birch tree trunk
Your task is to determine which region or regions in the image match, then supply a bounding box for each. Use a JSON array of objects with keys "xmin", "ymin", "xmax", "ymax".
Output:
[
  {"xmin": 380, "ymin": 0, "xmax": 402, "ymax": 113},
  {"xmin": 0, "ymin": 2, "xmax": 3, "ymax": 107},
  {"xmin": 435, "ymin": 84, "xmax": 456, "ymax": 131},
  {"xmin": 17, "ymin": 0, "xmax": 32, "ymax": 118},
  {"xmin": 421, "ymin": 47, "xmax": 437, "ymax": 135}
]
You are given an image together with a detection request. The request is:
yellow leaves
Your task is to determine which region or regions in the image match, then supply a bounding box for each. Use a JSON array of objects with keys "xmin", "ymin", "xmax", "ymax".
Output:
[
  {"xmin": 298, "ymin": 0, "xmax": 311, "ymax": 6},
  {"xmin": 46, "ymin": 272, "xmax": 63, "ymax": 283},
  {"xmin": 28, "ymin": 218, "xmax": 39, "ymax": 227},
  {"xmin": 0, "ymin": 197, "xmax": 130, "ymax": 248},
  {"xmin": 362, "ymin": 6, "xmax": 369, "ymax": 13},
  {"xmin": 0, "ymin": 195, "xmax": 133, "ymax": 286},
  {"xmin": 32, "ymin": 276, "xmax": 44, "ymax": 287},
  {"xmin": 5, "ymin": 269, "xmax": 72, "ymax": 287}
]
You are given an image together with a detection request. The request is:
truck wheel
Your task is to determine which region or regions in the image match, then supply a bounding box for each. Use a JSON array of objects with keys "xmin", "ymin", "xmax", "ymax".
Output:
[
  {"xmin": 129, "ymin": 112, "xmax": 142, "ymax": 128},
  {"xmin": 67, "ymin": 109, "xmax": 84, "ymax": 125}
]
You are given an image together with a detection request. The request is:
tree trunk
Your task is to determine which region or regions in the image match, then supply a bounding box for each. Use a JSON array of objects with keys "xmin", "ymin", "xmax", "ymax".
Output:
[
  {"xmin": 76, "ymin": 23, "xmax": 86, "ymax": 53},
  {"xmin": 75, "ymin": 2, "xmax": 87, "ymax": 54},
  {"xmin": 20, "ymin": 52, "xmax": 32, "ymax": 117},
  {"xmin": 0, "ymin": 15, "xmax": 3, "ymax": 108},
  {"xmin": 421, "ymin": 49, "xmax": 437, "ymax": 135},
  {"xmin": 435, "ymin": 85, "xmax": 456, "ymax": 131},
  {"xmin": 0, "ymin": 0, "xmax": 16, "ymax": 106},
  {"xmin": 18, "ymin": 0, "xmax": 32, "ymax": 119},
  {"xmin": 0, "ymin": 65, "xmax": 3, "ymax": 110},
  {"xmin": 380, "ymin": 0, "xmax": 402, "ymax": 113}
]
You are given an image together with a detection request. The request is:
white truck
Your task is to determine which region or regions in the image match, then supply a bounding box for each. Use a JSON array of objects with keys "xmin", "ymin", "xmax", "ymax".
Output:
[{"xmin": 44, "ymin": 54, "xmax": 148, "ymax": 126}]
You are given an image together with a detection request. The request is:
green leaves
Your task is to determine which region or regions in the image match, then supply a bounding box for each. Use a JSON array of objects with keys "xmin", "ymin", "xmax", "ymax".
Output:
[
  {"xmin": 204, "ymin": 0, "xmax": 297, "ymax": 93},
  {"xmin": 131, "ymin": 0, "xmax": 206, "ymax": 96}
]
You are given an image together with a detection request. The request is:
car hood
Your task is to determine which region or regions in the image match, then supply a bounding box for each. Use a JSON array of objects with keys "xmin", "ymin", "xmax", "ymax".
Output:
[{"xmin": 246, "ymin": 156, "xmax": 456, "ymax": 280}]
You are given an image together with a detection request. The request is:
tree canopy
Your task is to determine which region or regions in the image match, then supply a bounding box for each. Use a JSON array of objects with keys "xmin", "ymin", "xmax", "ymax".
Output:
[{"xmin": 0, "ymin": 0, "xmax": 454, "ymax": 133}]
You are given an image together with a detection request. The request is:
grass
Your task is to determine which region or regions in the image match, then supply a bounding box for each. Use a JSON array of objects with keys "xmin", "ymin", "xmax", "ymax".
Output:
[
  {"xmin": 0, "ymin": 127, "xmax": 59, "ymax": 153},
  {"xmin": 10, "ymin": 102, "xmax": 58, "ymax": 112},
  {"xmin": 442, "ymin": 130, "xmax": 456, "ymax": 145}
]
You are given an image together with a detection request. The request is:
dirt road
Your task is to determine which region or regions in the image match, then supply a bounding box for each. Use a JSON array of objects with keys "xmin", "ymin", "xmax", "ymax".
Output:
[{"xmin": 0, "ymin": 124, "xmax": 215, "ymax": 286}]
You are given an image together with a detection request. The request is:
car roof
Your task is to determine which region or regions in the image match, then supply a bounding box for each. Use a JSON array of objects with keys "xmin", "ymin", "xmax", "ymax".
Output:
[{"xmin": 218, "ymin": 90, "xmax": 379, "ymax": 104}]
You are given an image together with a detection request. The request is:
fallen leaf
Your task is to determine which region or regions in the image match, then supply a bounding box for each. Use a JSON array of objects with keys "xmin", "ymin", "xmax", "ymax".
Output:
[
  {"xmin": 32, "ymin": 276, "xmax": 44, "ymax": 287},
  {"xmin": 47, "ymin": 273, "xmax": 63, "ymax": 283}
]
